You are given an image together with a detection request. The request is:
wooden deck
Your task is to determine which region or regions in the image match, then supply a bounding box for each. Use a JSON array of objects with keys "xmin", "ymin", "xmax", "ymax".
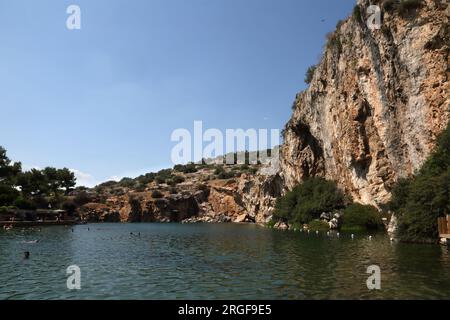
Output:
[{"xmin": 438, "ymin": 215, "xmax": 450, "ymax": 239}]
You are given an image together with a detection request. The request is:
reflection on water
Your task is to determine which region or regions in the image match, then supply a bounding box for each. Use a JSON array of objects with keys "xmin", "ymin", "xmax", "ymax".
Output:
[{"xmin": 0, "ymin": 223, "xmax": 449, "ymax": 299}]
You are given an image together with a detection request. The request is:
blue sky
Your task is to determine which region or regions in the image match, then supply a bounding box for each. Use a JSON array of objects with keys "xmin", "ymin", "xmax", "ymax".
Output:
[{"xmin": 0, "ymin": 0, "xmax": 355, "ymax": 187}]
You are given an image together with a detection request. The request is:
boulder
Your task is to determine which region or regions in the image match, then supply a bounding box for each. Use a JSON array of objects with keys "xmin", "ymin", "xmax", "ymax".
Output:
[
  {"xmin": 320, "ymin": 212, "xmax": 332, "ymax": 221},
  {"xmin": 274, "ymin": 221, "xmax": 289, "ymax": 230},
  {"xmin": 234, "ymin": 213, "xmax": 248, "ymax": 223},
  {"xmin": 217, "ymin": 214, "xmax": 232, "ymax": 223},
  {"xmin": 328, "ymin": 218, "xmax": 339, "ymax": 229}
]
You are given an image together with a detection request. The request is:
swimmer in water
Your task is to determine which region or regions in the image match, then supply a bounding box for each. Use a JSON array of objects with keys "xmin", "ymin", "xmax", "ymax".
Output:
[
  {"xmin": 24, "ymin": 251, "xmax": 30, "ymax": 259},
  {"xmin": 22, "ymin": 240, "xmax": 39, "ymax": 244}
]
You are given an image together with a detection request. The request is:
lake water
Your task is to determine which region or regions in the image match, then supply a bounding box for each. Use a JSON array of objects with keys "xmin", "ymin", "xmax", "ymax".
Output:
[{"xmin": 1, "ymin": 223, "xmax": 450, "ymax": 300}]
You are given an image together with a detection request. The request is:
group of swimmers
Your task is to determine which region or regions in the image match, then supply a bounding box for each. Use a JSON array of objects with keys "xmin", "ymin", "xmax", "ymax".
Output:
[{"xmin": 19, "ymin": 227, "xmax": 143, "ymax": 260}]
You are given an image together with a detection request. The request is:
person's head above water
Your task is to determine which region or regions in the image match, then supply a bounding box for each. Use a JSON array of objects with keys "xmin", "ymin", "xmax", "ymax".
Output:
[{"xmin": 24, "ymin": 251, "xmax": 30, "ymax": 259}]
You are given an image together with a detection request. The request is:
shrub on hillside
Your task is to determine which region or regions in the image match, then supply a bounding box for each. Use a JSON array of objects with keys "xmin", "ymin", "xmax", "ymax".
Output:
[
  {"xmin": 137, "ymin": 173, "xmax": 156, "ymax": 185},
  {"xmin": 390, "ymin": 122, "xmax": 450, "ymax": 242},
  {"xmin": 119, "ymin": 177, "xmax": 135, "ymax": 188},
  {"xmin": 353, "ymin": 5, "xmax": 362, "ymax": 21},
  {"xmin": 326, "ymin": 32, "xmax": 342, "ymax": 54},
  {"xmin": 304, "ymin": 65, "xmax": 317, "ymax": 84},
  {"xmin": 342, "ymin": 203, "xmax": 383, "ymax": 231},
  {"xmin": 308, "ymin": 220, "xmax": 330, "ymax": 232},
  {"xmin": 156, "ymin": 169, "xmax": 173, "ymax": 183},
  {"xmin": 73, "ymin": 191, "xmax": 92, "ymax": 207},
  {"xmin": 382, "ymin": 0, "xmax": 397, "ymax": 11},
  {"xmin": 172, "ymin": 175, "xmax": 185, "ymax": 184},
  {"xmin": 151, "ymin": 190, "xmax": 164, "ymax": 199},
  {"xmin": 128, "ymin": 196, "xmax": 143, "ymax": 222},
  {"xmin": 135, "ymin": 183, "xmax": 146, "ymax": 192},
  {"xmin": 213, "ymin": 166, "xmax": 234, "ymax": 179},
  {"xmin": 218, "ymin": 171, "xmax": 235, "ymax": 180},
  {"xmin": 155, "ymin": 176, "xmax": 166, "ymax": 184},
  {"xmin": 174, "ymin": 163, "xmax": 197, "ymax": 173},
  {"xmin": 273, "ymin": 178, "xmax": 346, "ymax": 225},
  {"xmin": 398, "ymin": 0, "xmax": 422, "ymax": 15}
]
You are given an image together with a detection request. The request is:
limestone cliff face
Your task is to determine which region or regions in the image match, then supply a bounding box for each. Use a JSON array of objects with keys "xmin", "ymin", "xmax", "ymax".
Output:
[
  {"xmin": 281, "ymin": 0, "xmax": 449, "ymax": 206},
  {"xmin": 238, "ymin": 164, "xmax": 284, "ymax": 223},
  {"xmin": 77, "ymin": 0, "xmax": 449, "ymax": 224}
]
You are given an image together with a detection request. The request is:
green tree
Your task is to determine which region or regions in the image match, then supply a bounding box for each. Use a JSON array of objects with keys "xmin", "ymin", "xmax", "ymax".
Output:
[
  {"xmin": 17, "ymin": 169, "xmax": 48, "ymax": 196},
  {"xmin": 0, "ymin": 147, "xmax": 77, "ymax": 209},
  {"xmin": 304, "ymin": 65, "xmax": 317, "ymax": 84},
  {"xmin": 0, "ymin": 146, "xmax": 22, "ymax": 206},
  {"xmin": 0, "ymin": 184, "xmax": 20, "ymax": 207},
  {"xmin": 43, "ymin": 167, "xmax": 60, "ymax": 194},
  {"xmin": 273, "ymin": 178, "xmax": 346, "ymax": 224},
  {"xmin": 128, "ymin": 196, "xmax": 142, "ymax": 222},
  {"xmin": 0, "ymin": 146, "xmax": 22, "ymax": 183},
  {"xmin": 390, "ymin": 123, "xmax": 450, "ymax": 242},
  {"xmin": 57, "ymin": 168, "xmax": 76, "ymax": 194},
  {"xmin": 342, "ymin": 203, "xmax": 383, "ymax": 231}
]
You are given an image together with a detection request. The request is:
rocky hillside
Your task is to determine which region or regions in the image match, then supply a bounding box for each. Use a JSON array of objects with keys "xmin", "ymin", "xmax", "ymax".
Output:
[
  {"xmin": 76, "ymin": 0, "xmax": 449, "ymax": 224},
  {"xmin": 75, "ymin": 162, "xmax": 282, "ymax": 224},
  {"xmin": 281, "ymin": 0, "xmax": 449, "ymax": 206}
]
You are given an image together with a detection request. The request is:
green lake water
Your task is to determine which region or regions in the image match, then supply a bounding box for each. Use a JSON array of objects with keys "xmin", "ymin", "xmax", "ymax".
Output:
[{"xmin": 1, "ymin": 223, "xmax": 450, "ymax": 299}]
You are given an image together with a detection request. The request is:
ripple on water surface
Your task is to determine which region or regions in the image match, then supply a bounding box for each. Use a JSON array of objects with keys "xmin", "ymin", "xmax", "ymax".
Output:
[{"xmin": 1, "ymin": 223, "xmax": 450, "ymax": 299}]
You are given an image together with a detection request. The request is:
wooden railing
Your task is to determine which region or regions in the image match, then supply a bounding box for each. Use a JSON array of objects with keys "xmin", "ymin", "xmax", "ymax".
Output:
[{"xmin": 438, "ymin": 215, "xmax": 450, "ymax": 238}]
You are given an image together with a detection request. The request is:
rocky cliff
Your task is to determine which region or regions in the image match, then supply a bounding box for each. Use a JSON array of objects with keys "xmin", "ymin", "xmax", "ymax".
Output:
[
  {"xmin": 76, "ymin": 0, "xmax": 449, "ymax": 224},
  {"xmin": 75, "ymin": 164, "xmax": 272, "ymax": 223},
  {"xmin": 281, "ymin": 0, "xmax": 449, "ymax": 206}
]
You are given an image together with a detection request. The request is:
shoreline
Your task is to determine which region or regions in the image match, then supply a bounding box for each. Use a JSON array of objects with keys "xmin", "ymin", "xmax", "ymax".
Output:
[{"xmin": 0, "ymin": 220, "xmax": 78, "ymax": 227}]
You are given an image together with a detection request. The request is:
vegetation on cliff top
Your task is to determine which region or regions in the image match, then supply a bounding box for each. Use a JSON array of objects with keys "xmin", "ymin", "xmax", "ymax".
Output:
[
  {"xmin": 304, "ymin": 65, "xmax": 317, "ymax": 84},
  {"xmin": 390, "ymin": 122, "xmax": 450, "ymax": 242}
]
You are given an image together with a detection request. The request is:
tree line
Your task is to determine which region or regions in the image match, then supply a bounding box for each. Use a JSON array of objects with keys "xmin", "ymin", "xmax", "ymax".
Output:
[{"xmin": 0, "ymin": 146, "xmax": 76, "ymax": 210}]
